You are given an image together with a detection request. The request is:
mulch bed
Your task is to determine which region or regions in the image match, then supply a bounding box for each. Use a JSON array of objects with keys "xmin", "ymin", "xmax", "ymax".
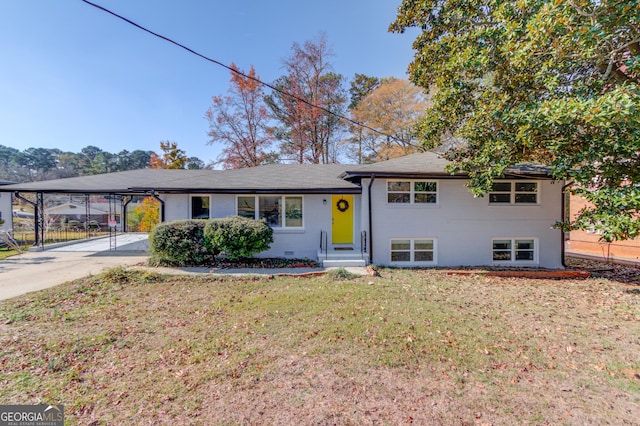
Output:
[
  {"xmin": 212, "ymin": 257, "xmax": 320, "ymax": 269},
  {"xmin": 565, "ymin": 256, "xmax": 640, "ymax": 284}
]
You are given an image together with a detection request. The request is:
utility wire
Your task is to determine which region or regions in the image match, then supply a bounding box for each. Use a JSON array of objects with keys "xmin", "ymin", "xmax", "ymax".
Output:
[{"xmin": 80, "ymin": 0, "xmax": 404, "ymax": 144}]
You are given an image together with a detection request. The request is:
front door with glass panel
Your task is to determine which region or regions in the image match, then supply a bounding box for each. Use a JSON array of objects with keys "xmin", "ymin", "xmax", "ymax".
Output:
[{"xmin": 332, "ymin": 195, "xmax": 353, "ymax": 244}]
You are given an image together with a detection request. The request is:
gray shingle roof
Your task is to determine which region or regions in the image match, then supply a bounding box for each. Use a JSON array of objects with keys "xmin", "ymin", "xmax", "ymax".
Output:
[
  {"xmin": 0, "ymin": 153, "xmax": 552, "ymax": 195},
  {"xmin": 0, "ymin": 164, "xmax": 360, "ymax": 194},
  {"xmin": 343, "ymin": 152, "xmax": 454, "ymax": 177},
  {"xmin": 342, "ymin": 152, "xmax": 552, "ymax": 179}
]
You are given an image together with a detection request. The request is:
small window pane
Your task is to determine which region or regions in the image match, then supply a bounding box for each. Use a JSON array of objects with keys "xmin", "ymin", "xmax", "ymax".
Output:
[
  {"xmin": 259, "ymin": 196, "xmax": 281, "ymax": 227},
  {"xmin": 391, "ymin": 240, "xmax": 411, "ymax": 250},
  {"xmin": 388, "ymin": 181, "xmax": 410, "ymax": 191},
  {"xmin": 515, "ymin": 182, "xmax": 537, "ymax": 192},
  {"xmin": 414, "ymin": 181, "xmax": 437, "ymax": 192},
  {"xmin": 414, "ymin": 193, "xmax": 437, "ymax": 203},
  {"xmin": 237, "ymin": 196, "xmax": 255, "ymax": 219},
  {"xmin": 490, "ymin": 193, "xmax": 511, "ymax": 203},
  {"xmin": 388, "ymin": 193, "xmax": 411, "ymax": 203},
  {"xmin": 415, "ymin": 251, "xmax": 434, "ymax": 261},
  {"xmin": 391, "ymin": 252, "xmax": 411, "ymax": 262},
  {"xmin": 492, "ymin": 182, "xmax": 511, "ymax": 192},
  {"xmin": 493, "ymin": 240, "xmax": 511, "ymax": 250},
  {"xmin": 191, "ymin": 196, "xmax": 210, "ymax": 219},
  {"xmin": 516, "ymin": 240, "xmax": 534, "ymax": 250},
  {"xmin": 493, "ymin": 251, "xmax": 512, "ymax": 261},
  {"xmin": 515, "ymin": 250, "xmax": 534, "ymax": 261},
  {"xmin": 515, "ymin": 194, "xmax": 537, "ymax": 203},
  {"xmin": 284, "ymin": 197, "xmax": 303, "ymax": 227},
  {"xmin": 415, "ymin": 240, "xmax": 434, "ymax": 250}
]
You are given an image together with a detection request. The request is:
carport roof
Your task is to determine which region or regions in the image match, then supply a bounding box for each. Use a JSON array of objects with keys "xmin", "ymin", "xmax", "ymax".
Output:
[{"xmin": 0, "ymin": 164, "xmax": 361, "ymax": 194}]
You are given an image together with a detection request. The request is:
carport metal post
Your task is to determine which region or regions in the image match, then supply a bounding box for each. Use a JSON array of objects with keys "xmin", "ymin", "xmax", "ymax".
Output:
[
  {"xmin": 123, "ymin": 196, "xmax": 133, "ymax": 232},
  {"xmin": 149, "ymin": 191, "xmax": 165, "ymax": 222},
  {"xmin": 14, "ymin": 191, "xmax": 44, "ymax": 247}
]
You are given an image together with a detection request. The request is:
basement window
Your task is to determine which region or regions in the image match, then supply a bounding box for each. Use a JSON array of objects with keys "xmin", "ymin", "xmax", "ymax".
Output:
[
  {"xmin": 492, "ymin": 238, "xmax": 537, "ymax": 262},
  {"xmin": 390, "ymin": 238, "xmax": 436, "ymax": 265}
]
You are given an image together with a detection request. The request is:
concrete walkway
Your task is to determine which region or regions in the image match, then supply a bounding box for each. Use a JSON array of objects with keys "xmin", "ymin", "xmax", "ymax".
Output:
[{"xmin": 0, "ymin": 234, "xmax": 368, "ymax": 301}]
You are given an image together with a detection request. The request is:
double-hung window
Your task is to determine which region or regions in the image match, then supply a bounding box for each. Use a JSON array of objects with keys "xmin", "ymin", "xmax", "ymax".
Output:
[
  {"xmin": 237, "ymin": 195, "xmax": 303, "ymax": 228},
  {"xmin": 489, "ymin": 181, "xmax": 538, "ymax": 204},
  {"xmin": 387, "ymin": 180, "xmax": 438, "ymax": 204},
  {"xmin": 492, "ymin": 238, "xmax": 536, "ymax": 262}
]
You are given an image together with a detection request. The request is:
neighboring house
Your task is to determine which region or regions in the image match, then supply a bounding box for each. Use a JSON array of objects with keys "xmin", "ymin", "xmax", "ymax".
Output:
[
  {"xmin": 0, "ymin": 153, "xmax": 565, "ymax": 268},
  {"xmin": 45, "ymin": 202, "xmax": 110, "ymax": 225},
  {"xmin": 566, "ymin": 193, "xmax": 640, "ymax": 263},
  {"xmin": 0, "ymin": 179, "xmax": 15, "ymax": 232}
]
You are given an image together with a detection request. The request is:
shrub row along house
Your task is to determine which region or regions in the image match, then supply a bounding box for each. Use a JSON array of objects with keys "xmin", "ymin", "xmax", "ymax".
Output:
[{"xmin": 0, "ymin": 152, "xmax": 564, "ymax": 268}]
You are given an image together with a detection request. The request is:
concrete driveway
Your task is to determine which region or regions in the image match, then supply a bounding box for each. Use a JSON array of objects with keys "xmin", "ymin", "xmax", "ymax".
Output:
[{"xmin": 0, "ymin": 234, "xmax": 149, "ymax": 301}]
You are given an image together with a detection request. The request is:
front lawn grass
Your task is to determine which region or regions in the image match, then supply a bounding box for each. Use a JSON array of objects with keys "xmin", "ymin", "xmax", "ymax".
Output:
[{"xmin": 0, "ymin": 267, "xmax": 638, "ymax": 425}]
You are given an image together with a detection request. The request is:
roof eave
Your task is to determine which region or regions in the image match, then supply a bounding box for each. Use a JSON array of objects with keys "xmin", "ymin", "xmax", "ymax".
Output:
[{"xmin": 129, "ymin": 187, "xmax": 362, "ymax": 194}]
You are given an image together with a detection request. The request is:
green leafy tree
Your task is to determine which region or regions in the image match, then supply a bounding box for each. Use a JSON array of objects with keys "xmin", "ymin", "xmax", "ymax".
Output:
[
  {"xmin": 149, "ymin": 141, "xmax": 187, "ymax": 169},
  {"xmin": 348, "ymin": 74, "xmax": 380, "ymax": 110},
  {"xmin": 391, "ymin": 0, "xmax": 640, "ymax": 241}
]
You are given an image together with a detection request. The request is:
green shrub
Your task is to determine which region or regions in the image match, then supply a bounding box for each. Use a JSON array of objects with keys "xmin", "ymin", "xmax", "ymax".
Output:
[
  {"xmin": 148, "ymin": 220, "xmax": 213, "ymax": 266},
  {"xmin": 204, "ymin": 216, "xmax": 273, "ymax": 260}
]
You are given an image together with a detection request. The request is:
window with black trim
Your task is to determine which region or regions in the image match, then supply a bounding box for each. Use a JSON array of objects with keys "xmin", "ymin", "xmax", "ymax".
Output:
[
  {"xmin": 387, "ymin": 180, "xmax": 438, "ymax": 204},
  {"xmin": 489, "ymin": 181, "xmax": 538, "ymax": 204},
  {"xmin": 191, "ymin": 196, "xmax": 210, "ymax": 219},
  {"xmin": 492, "ymin": 238, "xmax": 536, "ymax": 262},
  {"xmin": 237, "ymin": 195, "xmax": 303, "ymax": 228}
]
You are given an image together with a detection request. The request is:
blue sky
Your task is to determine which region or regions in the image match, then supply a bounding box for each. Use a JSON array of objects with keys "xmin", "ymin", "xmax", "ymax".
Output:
[{"xmin": 0, "ymin": 1, "xmax": 418, "ymax": 165}]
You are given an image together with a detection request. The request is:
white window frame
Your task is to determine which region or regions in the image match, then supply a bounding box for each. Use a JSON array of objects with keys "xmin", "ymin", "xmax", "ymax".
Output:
[
  {"xmin": 489, "ymin": 181, "xmax": 539, "ymax": 205},
  {"xmin": 190, "ymin": 195, "xmax": 211, "ymax": 219},
  {"xmin": 389, "ymin": 238, "xmax": 437, "ymax": 266},
  {"xmin": 236, "ymin": 195, "xmax": 304, "ymax": 229},
  {"xmin": 491, "ymin": 238, "xmax": 538, "ymax": 264},
  {"xmin": 386, "ymin": 180, "xmax": 439, "ymax": 205}
]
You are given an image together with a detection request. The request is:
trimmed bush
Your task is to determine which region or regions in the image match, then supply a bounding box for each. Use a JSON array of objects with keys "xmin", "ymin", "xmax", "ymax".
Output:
[
  {"xmin": 148, "ymin": 219, "xmax": 213, "ymax": 266},
  {"xmin": 204, "ymin": 216, "xmax": 273, "ymax": 260}
]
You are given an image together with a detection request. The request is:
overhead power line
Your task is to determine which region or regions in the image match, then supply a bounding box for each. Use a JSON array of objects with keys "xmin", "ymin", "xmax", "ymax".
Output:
[{"xmin": 80, "ymin": 0, "xmax": 402, "ymax": 143}]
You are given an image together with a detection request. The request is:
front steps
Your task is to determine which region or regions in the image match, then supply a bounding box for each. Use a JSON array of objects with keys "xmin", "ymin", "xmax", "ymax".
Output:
[{"xmin": 318, "ymin": 246, "xmax": 368, "ymax": 267}]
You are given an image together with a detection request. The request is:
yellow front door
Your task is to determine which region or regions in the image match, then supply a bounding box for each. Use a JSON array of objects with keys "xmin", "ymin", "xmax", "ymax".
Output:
[{"xmin": 332, "ymin": 195, "xmax": 353, "ymax": 244}]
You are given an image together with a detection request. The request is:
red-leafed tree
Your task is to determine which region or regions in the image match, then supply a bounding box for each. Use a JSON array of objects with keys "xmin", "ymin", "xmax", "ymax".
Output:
[
  {"xmin": 205, "ymin": 63, "xmax": 274, "ymax": 169},
  {"xmin": 265, "ymin": 34, "xmax": 347, "ymax": 164}
]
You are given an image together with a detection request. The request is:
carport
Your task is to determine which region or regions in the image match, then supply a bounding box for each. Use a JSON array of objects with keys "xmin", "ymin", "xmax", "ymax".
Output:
[{"xmin": 0, "ymin": 170, "xmax": 173, "ymax": 249}]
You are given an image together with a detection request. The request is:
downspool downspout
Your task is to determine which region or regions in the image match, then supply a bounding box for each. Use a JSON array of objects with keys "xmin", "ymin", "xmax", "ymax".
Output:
[
  {"xmin": 561, "ymin": 181, "xmax": 574, "ymax": 268},
  {"xmin": 367, "ymin": 174, "xmax": 375, "ymax": 264}
]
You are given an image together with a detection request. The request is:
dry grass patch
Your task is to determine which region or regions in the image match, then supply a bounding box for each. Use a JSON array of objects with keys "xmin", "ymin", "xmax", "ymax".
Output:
[{"xmin": 0, "ymin": 267, "xmax": 638, "ymax": 425}]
